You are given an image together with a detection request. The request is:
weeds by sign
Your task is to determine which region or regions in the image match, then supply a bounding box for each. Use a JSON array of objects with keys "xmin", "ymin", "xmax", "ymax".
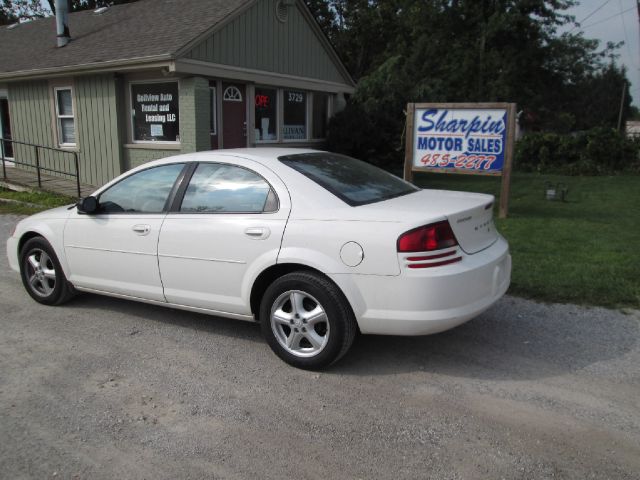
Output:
[{"xmin": 404, "ymin": 103, "xmax": 516, "ymax": 218}]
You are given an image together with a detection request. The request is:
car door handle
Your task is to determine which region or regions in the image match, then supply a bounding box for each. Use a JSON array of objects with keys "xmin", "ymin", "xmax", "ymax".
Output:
[
  {"xmin": 132, "ymin": 224, "xmax": 151, "ymax": 236},
  {"xmin": 244, "ymin": 227, "xmax": 270, "ymax": 239}
]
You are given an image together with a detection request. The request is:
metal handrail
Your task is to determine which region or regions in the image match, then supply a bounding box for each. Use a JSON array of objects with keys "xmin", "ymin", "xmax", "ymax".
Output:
[{"xmin": 0, "ymin": 138, "xmax": 81, "ymax": 198}]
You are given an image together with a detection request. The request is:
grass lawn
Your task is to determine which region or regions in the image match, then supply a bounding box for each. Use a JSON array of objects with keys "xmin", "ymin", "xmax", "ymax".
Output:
[
  {"xmin": 0, "ymin": 188, "xmax": 75, "ymax": 215},
  {"xmin": 414, "ymin": 172, "xmax": 640, "ymax": 309}
]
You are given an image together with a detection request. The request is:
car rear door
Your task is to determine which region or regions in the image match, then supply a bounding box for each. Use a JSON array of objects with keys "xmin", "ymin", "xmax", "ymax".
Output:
[
  {"xmin": 157, "ymin": 158, "xmax": 290, "ymax": 316},
  {"xmin": 63, "ymin": 163, "xmax": 186, "ymax": 301}
]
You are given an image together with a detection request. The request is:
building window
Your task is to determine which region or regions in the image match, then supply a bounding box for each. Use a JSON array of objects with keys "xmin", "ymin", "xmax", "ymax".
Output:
[
  {"xmin": 283, "ymin": 90, "xmax": 307, "ymax": 141},
  {"xmin": 223, "ymin": 86, "xmax": 243, "ymax": 102},
  {"xmin": 254, "ymin": 87, "xmax": 277, "ymax": 142},
  {"xmin": 210, "ymin": 86, "xmax": 217, "ymax": 134},
  {"xmin": 54, "ymin": 87, "xmax": 76, "ymax": 146},
  {"xmin": 312, "ymin": 93, "xmax": 329, "ymax": 139},
  {"xmin": 131, "ymin": 81, "xmax": 179, "ymax": 143}
]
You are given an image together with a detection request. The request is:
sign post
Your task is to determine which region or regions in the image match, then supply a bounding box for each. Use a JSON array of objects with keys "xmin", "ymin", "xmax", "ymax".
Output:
[{"xmin": 404, "ymin": 102, "xmax": 516, "ymax": 218}]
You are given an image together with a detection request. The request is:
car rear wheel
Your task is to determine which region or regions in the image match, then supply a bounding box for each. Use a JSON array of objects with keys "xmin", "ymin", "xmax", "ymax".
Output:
[
  {"xmin": 20, "ymin": 237, "xmax": 74, "ymax": 306},
  {"xmin": 260, "ymin": 271, "xmax": 357, "ymax": 369}
]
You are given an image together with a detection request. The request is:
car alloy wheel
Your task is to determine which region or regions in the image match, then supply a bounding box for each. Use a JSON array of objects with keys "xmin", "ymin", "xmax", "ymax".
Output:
[
  {"xmin": 24, "ymin": 248, "xmax": 57, "ymax": 297},
  {"xmin": 20, "ymin": 237, "xmax": 74, "ymax": 306},
  {"xmin": 270, "ymin": 290, "xmax": 330, "ymax": 358},
  {"xmin": 260, "ymin": 271, "xmax": 357, "ymax": 369}
]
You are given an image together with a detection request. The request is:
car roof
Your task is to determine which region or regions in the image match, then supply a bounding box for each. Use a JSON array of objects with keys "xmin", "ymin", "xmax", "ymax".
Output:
[{"xmin": 140, "ymin": 148, "xmax": 319, "ymax": 167}]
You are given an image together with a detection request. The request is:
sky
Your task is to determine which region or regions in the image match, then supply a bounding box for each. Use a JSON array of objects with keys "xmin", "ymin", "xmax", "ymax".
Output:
[{"xmin": 562, "ymin": 0, "xmax": 640, "ymax": 105}]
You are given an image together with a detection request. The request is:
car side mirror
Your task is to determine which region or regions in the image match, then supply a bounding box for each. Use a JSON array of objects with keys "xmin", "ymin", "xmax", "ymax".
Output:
[{"xmin": 77, "ymin": 196, "xmax": 98, "ymax": 214}]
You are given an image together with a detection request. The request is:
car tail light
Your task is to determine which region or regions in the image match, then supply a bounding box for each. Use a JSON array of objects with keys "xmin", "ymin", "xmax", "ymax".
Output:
[{"xmin": 397, "ymin": 221, "xmax": 458, "ymax": 252}]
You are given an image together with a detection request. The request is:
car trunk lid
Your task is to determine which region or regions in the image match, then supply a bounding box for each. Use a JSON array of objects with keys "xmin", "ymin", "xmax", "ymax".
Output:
[{"xmin": 355, "ymin": 189, "xmax": 498, "ymax": 254}]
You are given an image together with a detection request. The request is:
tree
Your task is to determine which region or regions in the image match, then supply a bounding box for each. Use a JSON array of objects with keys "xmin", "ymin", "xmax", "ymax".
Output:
[
  {"xmin": 0, "ymin": 0, "xmax": 47, "ymax": 23},
  {"xmin": 319, "ymin": 0, "xmax": 633, "ymax": 168}
]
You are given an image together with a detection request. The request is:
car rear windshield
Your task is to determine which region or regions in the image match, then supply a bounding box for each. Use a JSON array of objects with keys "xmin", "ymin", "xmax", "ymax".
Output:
[{"xmin": 279, "ymin": 153, "xmax": 418, "ymax": 206}]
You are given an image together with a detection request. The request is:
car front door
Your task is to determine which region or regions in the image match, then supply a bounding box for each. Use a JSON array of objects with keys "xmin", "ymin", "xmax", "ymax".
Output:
[
  {"xmin": 63, "ymin": 163, "xmax": 186, "ymax": 301},
  {"xmin": 157, "ymin": 159, "xmax": 290, "ymax": 316}
]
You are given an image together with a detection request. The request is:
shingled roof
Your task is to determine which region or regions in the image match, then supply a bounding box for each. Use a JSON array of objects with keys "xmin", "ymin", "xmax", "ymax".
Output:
[{"xmin": 0, "ymin": 0, "xmax": 252, "ymax": 77}]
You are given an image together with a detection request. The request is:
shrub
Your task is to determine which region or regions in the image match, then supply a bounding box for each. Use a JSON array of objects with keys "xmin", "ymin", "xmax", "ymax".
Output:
[{"xmin": 515, "ymin": 128, "xmax": 640, "ymax": 175}]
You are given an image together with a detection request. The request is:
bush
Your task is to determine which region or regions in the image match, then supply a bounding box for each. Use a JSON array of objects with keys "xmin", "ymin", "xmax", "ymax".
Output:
[{"xmin": 515, "ymin": 128, "xmax": 640, "ymax": 175}]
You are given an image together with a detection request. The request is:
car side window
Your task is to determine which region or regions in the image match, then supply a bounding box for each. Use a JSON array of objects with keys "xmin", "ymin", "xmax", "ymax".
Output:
[
  {"xmin": 180, "ymin": 163, "xmax": 276, "ymax": 213},
  {"xmin": 98, "ymin": 163, "xmax": 184, "ymax": 213}
]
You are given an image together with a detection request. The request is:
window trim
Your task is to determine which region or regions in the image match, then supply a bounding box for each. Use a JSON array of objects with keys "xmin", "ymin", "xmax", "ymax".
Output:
[
  {"xmin": 254, "ymin": 86, "xmax": 280, "ymax": 144},
  {"xmin": 129, "ymin": 79, "xmax": 180, "ymax": 145},
  {"xmin": 169, "ymin": 161, "xmax": 280, "ymax": 215},
  {"xmin": 210, "ymin": 86, "xmax": 217, "ymax": 135},
  {"xmin": 54, "ymin": 86, "xmax": 76, "ymax": 147}
]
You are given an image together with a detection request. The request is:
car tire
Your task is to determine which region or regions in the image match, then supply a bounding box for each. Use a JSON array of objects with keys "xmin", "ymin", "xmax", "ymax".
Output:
[
  {"xmin": 20, "ymin": 237, "xmax": 74, "ymax": 306},
  {"xmin": 260, "ymin": 271, "xmax": 357, "ymax": 370}
]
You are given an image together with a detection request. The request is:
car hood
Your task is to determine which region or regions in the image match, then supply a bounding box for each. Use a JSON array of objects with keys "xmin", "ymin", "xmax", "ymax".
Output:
[{"xmin": 24, "ymin": 205, "xmax": 76, "ymax": 221}]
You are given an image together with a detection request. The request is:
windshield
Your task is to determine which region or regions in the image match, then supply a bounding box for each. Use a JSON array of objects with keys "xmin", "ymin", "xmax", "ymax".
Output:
[{"xmin": 279, "ymin": 153, "xmax": 418, "ymax": 206}]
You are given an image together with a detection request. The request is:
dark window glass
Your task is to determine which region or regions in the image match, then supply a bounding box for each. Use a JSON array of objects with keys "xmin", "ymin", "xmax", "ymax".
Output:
[
  {"xmin": 131, "ymin": 82, "xmax": 179, "ymax": 142},
  {"xmin": 254, "ymin": 87, "xmax": 277, "ymax": 141},
  {"xmin": 279, "ymin": 153, "xmax": 418, "ymax": 206},
  {"xmin": 312, "ymin": 93, "xmax": 329, "ymax": 139},
  {"xmin": 180, "ymin": 163, "xmax": 273, "ymax": 213},
  {"xmin": 98, "ymin": 163, "xmax": 184, "ymax": 213},
  {"xmin": 283, "ymin": 90, "xmax": 306, "ymax": 140},
  {"xmin": 1, "ymin": 98, "xmax": 14, "ymax": 158}
]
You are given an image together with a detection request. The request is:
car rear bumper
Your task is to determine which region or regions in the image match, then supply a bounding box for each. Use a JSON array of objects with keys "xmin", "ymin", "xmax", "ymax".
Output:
[{"xmin": 346, "ymin": 236, "xmax": 511, "ymax": 336}]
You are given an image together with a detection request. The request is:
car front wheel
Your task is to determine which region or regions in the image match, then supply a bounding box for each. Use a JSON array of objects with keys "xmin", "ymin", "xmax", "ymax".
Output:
[
  {"xmin": 20, "ymin": 237, "xmax": 74, "ymax": 306},
  {"xmin": 260, "ymin": 271, "xmax": 357, "ymax": 369}
]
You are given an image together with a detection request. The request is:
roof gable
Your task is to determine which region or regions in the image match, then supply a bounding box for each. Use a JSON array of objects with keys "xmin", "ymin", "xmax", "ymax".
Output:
[{"xmin": 181, "ymin": 0, "xmax": 354, "ymax": 87}]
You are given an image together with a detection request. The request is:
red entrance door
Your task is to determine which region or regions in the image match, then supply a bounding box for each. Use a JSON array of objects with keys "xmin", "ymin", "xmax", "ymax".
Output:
[{"xmin": 221, "ymin": 83, "xmax": 246, "ymax": 149}]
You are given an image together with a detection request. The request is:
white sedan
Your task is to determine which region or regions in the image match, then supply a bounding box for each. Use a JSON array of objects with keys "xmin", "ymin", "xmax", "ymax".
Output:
[{"xmin": 6, "ymin": 149, "xmax": 511, "ymax": 369}]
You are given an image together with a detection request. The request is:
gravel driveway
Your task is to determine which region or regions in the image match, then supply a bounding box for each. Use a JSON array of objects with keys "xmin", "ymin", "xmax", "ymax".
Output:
[{"xmin": 1, "ymin": 214, "xmax": 639, "ymax": 479}]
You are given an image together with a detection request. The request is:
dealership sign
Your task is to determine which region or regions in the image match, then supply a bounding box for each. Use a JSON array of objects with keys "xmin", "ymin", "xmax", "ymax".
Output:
[
  {"xmin": 404, "ymin": 103, "xmax": 517, "ymax": 217},
  {"xmin": 414, "ymin": 108, "xmax": 507, "ymax": 173}
]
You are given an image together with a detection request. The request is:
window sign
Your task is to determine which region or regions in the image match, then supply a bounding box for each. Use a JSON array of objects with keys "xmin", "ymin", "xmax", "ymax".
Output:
[
  {"xmin": 131, "ymin": 82, "xmax": 179, "ymax": 142},
  {"xmin": 312, "ymin": 93, "xmax": 329, "ymax": 139},
  {"xmin": 254, "ymin": 87, "xmax": 277, "ymax": 142},
  {"xmin": 283, "ymin": 90, "xmax": 306, "ymax": 140}
]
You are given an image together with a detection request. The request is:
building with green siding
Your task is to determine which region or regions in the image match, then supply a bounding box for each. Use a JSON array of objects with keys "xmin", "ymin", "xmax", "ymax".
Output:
[{"xmin": 0, "ymin": 0, "xmax": 355, "ymax": 187}]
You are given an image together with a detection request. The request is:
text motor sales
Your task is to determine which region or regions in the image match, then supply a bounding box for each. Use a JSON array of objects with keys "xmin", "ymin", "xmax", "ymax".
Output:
[{"xmin": 413, "ymin": 108, "xmax": 507, "ymax": 173}]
